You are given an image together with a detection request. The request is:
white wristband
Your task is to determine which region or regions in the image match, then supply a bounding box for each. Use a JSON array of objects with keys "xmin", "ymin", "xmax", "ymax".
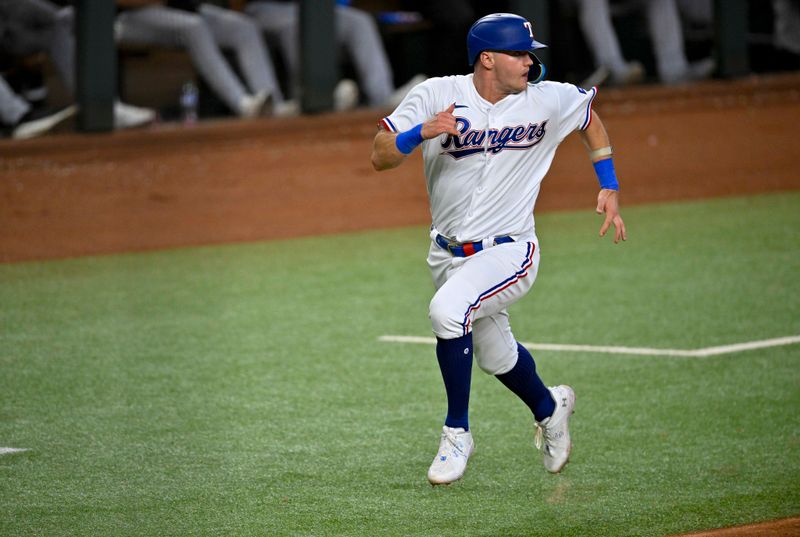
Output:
[{"xmin": 589, "ymin": 146, "xmax": 613, "ymax": 160}]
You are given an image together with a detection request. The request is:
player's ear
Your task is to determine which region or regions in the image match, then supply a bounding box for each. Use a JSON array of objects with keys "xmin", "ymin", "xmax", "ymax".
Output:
[{"xmin": 479, "ymin": 51, "xmax": 494, "ymax": 69}]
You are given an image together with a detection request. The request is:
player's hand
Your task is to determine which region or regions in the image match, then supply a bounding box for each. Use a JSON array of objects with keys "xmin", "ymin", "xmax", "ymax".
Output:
[
  {"xmin": 421, "ymin": 103, "xmax": 461, "ymax": 139},
  {"xmin": 596, "ymin": 189, "xmax": 627, "ymax": 243}
]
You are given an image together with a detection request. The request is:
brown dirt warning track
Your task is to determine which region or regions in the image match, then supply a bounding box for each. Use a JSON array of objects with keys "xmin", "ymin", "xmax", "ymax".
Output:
[
  {"xmin": 0, "ymin": 73, "xmax": 799, "ymax": 536},
  {"xmin": 1, "ymin": 72, "xmax": 799, "ymax": 264}
]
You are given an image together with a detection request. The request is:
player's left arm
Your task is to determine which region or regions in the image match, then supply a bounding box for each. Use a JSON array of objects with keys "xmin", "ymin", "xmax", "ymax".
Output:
[{"xmin": 579, "ymin": 110, "xmax": 628, "ymax": 243}]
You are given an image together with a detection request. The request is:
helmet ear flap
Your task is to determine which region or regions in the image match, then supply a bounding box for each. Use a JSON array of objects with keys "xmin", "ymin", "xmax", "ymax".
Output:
[
  {"xmin": 529, "ymin": 63, "xmax": 546, "ymax": 84},
  {"xmin": 528, "ymin": 54, "xmax": 546, "ymax": 83}
]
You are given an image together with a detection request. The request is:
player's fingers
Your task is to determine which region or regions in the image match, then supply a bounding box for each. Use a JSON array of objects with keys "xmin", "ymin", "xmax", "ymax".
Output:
[
  {"xmin": 446, "ymin": 102, "xmax": 456, "ymax": 114},
  {"xmin": 617, "ymin": 216, "xmax": 628, "ymax": 242},
  {"xmin": 438, "ymin": 120, "xmax": 458, "ymax": 136},
  {"xmin": 599, "ymin": 213, "xmax": 612, "ymax": 237},
  {"xmin": 430, "ymin": 114, "xmax": 457, "ymax": 137},
  {"xmin": 442, "ymin": 116, "xmax": 460, "ymax": 136}
]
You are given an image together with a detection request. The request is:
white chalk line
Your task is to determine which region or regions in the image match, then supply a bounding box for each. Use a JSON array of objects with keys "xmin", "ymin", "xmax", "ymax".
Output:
[
  {"xmin": 0, "ymin": 447, "xmax": 30, "ymax": 456},
  {"xmin": 378, "ymin": 335, "xmax": 800, "ymax": 357}
]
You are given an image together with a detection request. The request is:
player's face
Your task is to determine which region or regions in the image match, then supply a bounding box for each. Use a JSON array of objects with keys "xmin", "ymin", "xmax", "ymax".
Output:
[{"xmin": 492, "ymin": 51, "xmax": 533, "ymax": 94}]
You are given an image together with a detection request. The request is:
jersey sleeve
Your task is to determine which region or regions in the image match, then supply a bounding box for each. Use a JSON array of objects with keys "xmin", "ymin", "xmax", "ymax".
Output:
[
  {"xmin": 551, "ymin": 82, "xmax": 597, "ymax": 141},
  {"xmin": 379, "ymin": 79, "xmax": 438, "ymax": 133}
]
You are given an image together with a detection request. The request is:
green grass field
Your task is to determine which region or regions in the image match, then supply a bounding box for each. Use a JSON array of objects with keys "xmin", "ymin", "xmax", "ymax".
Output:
[{"xmin": 1, "ymin": 192, "xmax": 799, "ymax": 537}]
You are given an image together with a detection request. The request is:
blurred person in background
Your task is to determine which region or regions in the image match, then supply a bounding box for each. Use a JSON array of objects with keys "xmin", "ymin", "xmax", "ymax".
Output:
[
  {"xmin": 0, "ymin": 73, "xmax": 76, "ymax": 138},
  {"xmin": 0, "ymin": 0, "xmax": 155, "ymax": 134},
  {"xmin": 773, "ymin": 0, "xmax": 800, "ymax": 56},
  {"xmin": 116, "ymin": 0, "xmax": 294, "ymax": 117},
  {"xmin": 570, "ymin": 0, "xmax": 646, "ymax": 87},
  {"xmin": 645, "ymin": 0, "xmax": 715, "ymax": 84},
  {"xmin": 244, "ymin": 0, "xmax": 425, "ymax": 110},
  {"xmin": 574, "ymin": 0, "xmax": 714, "ymax": 87}
]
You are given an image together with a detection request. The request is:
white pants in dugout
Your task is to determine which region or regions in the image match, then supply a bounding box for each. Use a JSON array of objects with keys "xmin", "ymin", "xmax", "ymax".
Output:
[{"xmin": 427, "ymin": 237, "xmax": 541, "ymax": 376}]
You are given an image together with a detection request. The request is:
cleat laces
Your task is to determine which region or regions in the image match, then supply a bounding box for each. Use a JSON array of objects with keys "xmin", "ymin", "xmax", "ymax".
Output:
[
  {"xmin": 442, "ymin": 429, "xmax": 467, "ymax": 458},
  {"xmin": 534, "ymin": 422, "xmax": 556, "ymax": 455}
]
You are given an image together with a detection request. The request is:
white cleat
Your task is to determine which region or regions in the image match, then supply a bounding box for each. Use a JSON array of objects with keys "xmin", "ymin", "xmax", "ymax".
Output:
[
  {"xmin": 271, "ymin": 99, "xmax": 300, "ymax": 117},
  {"xmin": 113, "ymin": 101, "xmax": 156, "ymax": 129},
  {"xmin": 427, "ymin": 426, "xmax": 474, "ymax": 486},
  {"xmin": 535, "ymin": 385, "xmax": 575, "ymax": 473},
  {"xmin": 334, "ymin": 79, "xmax": 359, "ymax": 111},
  {"xmin": 238, "ymin": 89, "xmax": 270, "ymax": 118},
  {"xmin": 12, "ymin": 104, "xmax": 77, "ymax": 139}
]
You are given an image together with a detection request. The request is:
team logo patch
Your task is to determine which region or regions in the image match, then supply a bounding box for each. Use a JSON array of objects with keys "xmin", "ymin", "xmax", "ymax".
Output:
[{"xmin": 441, "ymin": 117, "xmax": 548, "ymax": 159}]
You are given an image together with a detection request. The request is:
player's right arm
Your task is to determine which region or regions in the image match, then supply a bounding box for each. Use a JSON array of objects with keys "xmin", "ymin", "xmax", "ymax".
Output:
[
  {"xmin": 371, "ymin": 104, "xmax": 460, "ymax": 172},
  {"xmin": 370, "ymin": 130, "xmax": 408, "ymax": 171}
]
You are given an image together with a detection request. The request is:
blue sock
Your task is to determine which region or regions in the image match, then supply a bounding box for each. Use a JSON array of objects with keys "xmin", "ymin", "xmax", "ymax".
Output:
[
  {"xmin": 436, "ymin": 333, "xmax": 473, "ymax": 431},
  {"xmin": 495, "ymin": 343, "xmax": 555, "ymax": 422}
]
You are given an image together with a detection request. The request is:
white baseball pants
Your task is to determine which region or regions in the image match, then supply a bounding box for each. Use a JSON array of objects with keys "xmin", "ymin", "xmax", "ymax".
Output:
[{"xmin": 427, "ymin": 238, "xmax": 541, "ymax": 375}]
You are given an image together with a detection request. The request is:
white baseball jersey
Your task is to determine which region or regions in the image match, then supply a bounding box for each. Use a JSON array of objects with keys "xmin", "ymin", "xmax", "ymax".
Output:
[{"xmin": 380, "ymin": 75, "xmax": 597, "ymax": 243}]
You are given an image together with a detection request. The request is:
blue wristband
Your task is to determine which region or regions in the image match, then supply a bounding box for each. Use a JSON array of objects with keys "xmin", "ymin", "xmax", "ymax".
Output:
[
  {"xmin": 395, "ymin": 123, "xmax": 424, "ymax": 155},
  {"xmin": 593, "ymin": 158, "xmax": 620, "ymax": 191}
]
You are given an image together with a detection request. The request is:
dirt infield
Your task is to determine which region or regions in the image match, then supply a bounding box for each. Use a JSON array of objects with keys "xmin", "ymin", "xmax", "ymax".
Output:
[
  {"xmin": 0, "ymin": 74, "xmax": 798, "ymax": 536},
  {"xmin": 674, "ymin": 517, "xmax": 800, "ymax": 537}
]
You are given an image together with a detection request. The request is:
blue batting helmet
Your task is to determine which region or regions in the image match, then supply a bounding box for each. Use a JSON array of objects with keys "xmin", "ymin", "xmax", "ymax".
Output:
[{"xmin": 467, "ymin": 13, "xmax": 548, "ymax": 82}]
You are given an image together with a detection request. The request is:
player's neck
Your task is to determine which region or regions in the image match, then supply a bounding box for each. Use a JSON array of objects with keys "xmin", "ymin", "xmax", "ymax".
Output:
[{"xmin": 472, "ymin": 71, "xmax": 511, "ymax": 105}]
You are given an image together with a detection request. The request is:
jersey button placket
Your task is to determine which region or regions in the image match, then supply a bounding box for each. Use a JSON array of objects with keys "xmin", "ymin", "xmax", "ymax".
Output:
[
  {"xmin": 479, "ymin": 116, "xmax": 491, "ymax": 195},
  {"xmin": 469, "ymin": 113, "xmax": 490, "ymax": 218},
  {"xmin": 484, "ymin": 111, "xmax": 494, "ymax": 169},
  {"xmin": 466, "ymin": 182, "xmax": 479, "ymax": 221}
]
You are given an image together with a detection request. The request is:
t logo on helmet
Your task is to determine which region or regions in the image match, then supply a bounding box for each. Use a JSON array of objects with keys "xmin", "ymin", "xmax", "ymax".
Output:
[{"xmin": 523, "ymin": 21, "xmax": 534, "ymax": 39}]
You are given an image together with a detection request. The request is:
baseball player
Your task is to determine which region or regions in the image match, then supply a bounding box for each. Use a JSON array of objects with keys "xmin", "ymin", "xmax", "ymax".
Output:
[{"xmin": 370, "ymin": 13, "xmax": 626, "ymax": 486}]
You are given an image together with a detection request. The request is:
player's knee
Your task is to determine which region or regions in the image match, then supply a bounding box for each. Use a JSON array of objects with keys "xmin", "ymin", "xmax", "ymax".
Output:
[
  {"xmin": 472, "ymin": 320, "xmax": 518, "ymax": 375},
  {"xmin": 429, "ymin": 294, "xmax": 464, "ymax": 339},
  {"xmin": 474, "ymin": 343, "xmax": 518, "ymax": 375}
]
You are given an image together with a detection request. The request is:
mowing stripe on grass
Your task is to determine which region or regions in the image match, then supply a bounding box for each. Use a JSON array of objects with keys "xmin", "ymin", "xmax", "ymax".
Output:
[
  {"xmin": 0, "ymin": 448, "xmax": 30, "ymax": 455},
  {"xmin": 378, "ymin": 334, "xmax": 800, "ymax": 357}
]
